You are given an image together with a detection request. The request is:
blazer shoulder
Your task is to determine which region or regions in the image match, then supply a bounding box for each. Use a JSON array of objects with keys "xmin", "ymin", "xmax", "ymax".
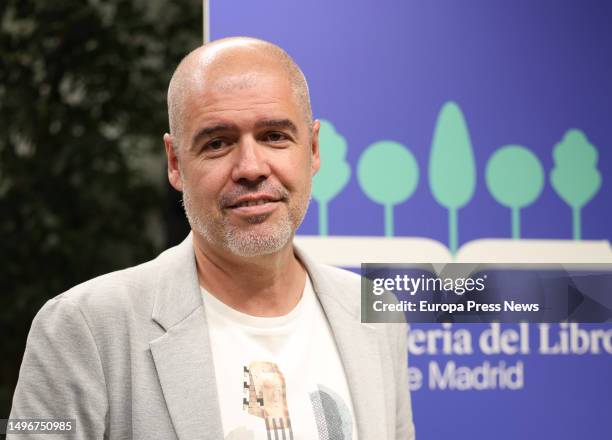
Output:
[{"xmin": 60, "ymin": 257, "xmax": 159, "ymax": 303}]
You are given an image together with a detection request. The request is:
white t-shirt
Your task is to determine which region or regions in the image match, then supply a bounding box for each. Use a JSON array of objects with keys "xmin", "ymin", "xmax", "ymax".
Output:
[{"xmin": 201, "ymin": 277, "xmax": 358, "ymax": 440}]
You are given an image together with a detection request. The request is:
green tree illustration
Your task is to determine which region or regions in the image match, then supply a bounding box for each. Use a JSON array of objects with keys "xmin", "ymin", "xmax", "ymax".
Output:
[
  {"xmin": 312, "ymin": 120, "xmax": 351, "ymax": 235},
  {"xmin": 429, "ymin": 101, "xmax": 476, "ymax": 254},
  {"xmin": 550, "ymin": 129, "xmax": 602, "ymax": 240},
  {"xmin": 486, "ymin": 146, "xmax": 544, "ymax": 239},
  {"xmin": 357, "ymin": 141, "xmax": 419, "ymax": 237}
]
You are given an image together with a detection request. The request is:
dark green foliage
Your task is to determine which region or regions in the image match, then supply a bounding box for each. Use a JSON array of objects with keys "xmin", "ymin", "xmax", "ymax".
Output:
[{"xmin": 0, "ymin": 0, "xmax": 200, "ymax": 416}]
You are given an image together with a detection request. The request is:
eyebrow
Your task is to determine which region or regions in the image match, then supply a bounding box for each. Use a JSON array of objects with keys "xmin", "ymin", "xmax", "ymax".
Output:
[{"xmin": 254, "ymin": 119, "xmax": 298, "ymax": 136}]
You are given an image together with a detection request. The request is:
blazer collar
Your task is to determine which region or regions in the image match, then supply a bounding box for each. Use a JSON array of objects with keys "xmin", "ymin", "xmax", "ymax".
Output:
[
  {"xmin": 150, "ymin": 233, "xmax": 224, "ymax": 440},
  {"xmin": 151, "ymin": 233, "xmax": 203, "ymax": 331}
]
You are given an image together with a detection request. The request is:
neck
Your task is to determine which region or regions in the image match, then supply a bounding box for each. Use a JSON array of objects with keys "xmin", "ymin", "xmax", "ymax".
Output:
[{"xmin": 192, "ymin": 232, "xmax": 306, "ymax": 317}]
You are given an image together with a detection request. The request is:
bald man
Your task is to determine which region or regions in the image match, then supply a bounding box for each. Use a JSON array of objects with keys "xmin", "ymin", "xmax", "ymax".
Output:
[{"xmin": 9, "ymin": 38, "xmax": 415, "ymax": 440}]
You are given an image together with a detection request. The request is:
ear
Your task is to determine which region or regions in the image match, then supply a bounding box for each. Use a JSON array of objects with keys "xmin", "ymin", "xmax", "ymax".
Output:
[
  {"xmin": 310, "ymin": 119, "xmax": 321, "ymax": 176},
  {"xmin": 164, "ymin": 133, "xmax": 183, "ymax": 192}
]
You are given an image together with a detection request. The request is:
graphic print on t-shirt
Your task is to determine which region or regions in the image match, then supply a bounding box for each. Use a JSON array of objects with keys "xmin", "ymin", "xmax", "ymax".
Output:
[
  {"xmin": 239, "ymin": 361, "xmax": 354, "ymax": 440},
  {"xmin": 310, "ymin": 385, "xmax": 354, "ymax": 440},
  {"xmin": 243, "ymin": 361, "xmax": 293, "ymax": 439}
]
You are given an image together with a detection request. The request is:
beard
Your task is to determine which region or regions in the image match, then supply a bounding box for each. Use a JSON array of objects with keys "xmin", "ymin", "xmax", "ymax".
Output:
[{"xmin": 181, "ymin": 179, "xmax": 310, "ymax": 258}]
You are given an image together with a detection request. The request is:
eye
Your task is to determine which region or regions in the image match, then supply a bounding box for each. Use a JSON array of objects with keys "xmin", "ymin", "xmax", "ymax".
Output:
[
  {"xmin": 199, "ymin": 137, "xmax": 233, "ymax": 158},
  {"xmin": 205, "ymin": 138, "xmax": 228, "ymax": 151},
  {"xmin": 263, "ymin": 131, "xmax": 290, "ymax": 143}
]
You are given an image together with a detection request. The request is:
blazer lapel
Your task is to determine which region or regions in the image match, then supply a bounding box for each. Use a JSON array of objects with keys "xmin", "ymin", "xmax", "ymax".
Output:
[
  {"xmin": 297, "ymin": 248, "xmax": 389, "ymax": 440},
  {"xmin": 149, "ymin": 234, "xmax": 223, "ymax": 440}
]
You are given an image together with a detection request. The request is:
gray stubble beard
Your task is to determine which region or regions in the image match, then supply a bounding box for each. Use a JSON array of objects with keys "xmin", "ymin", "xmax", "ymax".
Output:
[{"xmin": 181, "ymin": 181, "xmax": 310, "ymax": 258}]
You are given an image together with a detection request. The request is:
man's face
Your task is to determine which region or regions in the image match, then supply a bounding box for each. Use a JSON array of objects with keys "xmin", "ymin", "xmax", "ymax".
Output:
[{"xmin": 166, "ymin": 67, "xmax": 320, "ymax": 257}]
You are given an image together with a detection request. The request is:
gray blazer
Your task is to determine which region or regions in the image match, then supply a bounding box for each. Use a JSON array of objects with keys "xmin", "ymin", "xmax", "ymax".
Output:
[{"xmin": 10, "ymin": 235, "xmax": 415, "ymax": 439}]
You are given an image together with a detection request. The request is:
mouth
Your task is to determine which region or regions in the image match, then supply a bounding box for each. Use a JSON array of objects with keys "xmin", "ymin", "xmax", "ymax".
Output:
[
  {"xmin": 230, "ymin": 198, "xmax": 277, "ymax": 208},
  {"xmin": 225, "ymin": 194, "xmax": 283, "ymax": 217}
]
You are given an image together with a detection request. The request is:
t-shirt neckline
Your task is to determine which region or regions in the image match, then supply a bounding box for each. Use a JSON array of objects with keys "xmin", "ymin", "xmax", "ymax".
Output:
[{"xmin": 200, "ymin": 276, "xmax": 314, "ymax": 330}]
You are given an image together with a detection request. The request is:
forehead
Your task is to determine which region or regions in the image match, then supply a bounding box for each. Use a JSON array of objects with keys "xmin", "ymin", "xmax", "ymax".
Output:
[{"xmin": 182, "ymin": 67, "xmax": 301, "ymax": 129}]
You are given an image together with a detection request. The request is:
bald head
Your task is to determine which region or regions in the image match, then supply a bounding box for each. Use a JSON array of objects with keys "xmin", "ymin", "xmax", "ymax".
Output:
[{"xmin": 167, "ymin": 37, "xmax": 312, "ymax": 150}]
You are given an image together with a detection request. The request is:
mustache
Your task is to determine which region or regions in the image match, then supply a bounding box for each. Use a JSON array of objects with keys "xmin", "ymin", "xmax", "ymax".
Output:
[{"xmin": 219, "ymin": 182, "xmax": 290, "ymax": 208}]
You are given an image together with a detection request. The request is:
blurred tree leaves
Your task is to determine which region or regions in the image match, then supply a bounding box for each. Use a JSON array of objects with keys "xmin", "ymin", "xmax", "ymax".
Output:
[{"xmin": 0, "ymin": 0, "xmax": 200, "ymax": 415}]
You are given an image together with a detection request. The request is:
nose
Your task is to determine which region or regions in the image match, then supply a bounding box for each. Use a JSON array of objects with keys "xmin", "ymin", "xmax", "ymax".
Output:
[{"xmin": 231, "ymin": 135, "xmax": 271, "ymax": 184}]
